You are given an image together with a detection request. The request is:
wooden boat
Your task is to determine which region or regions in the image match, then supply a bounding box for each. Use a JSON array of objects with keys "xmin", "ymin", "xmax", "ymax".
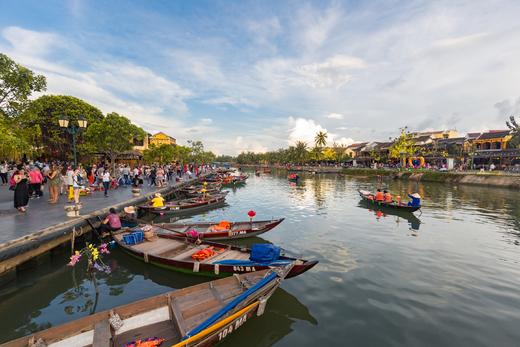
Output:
[
  {"xmin": 358, "ymin": 190, "xmax": 421, "ymax": 213},
  {"xmin": 181, "ymin": 187, "xmax": 222, "ymax": 198},
  {"xmin": 287, "ymin": 173, "xmax": 299, "ymax": 182},
  {"xmin": 152, "ymin": 218, "xmax": 285, "ymax": 241},
  {"xmin": 138, "ymin": 192, "xmax": 228, "ymax": 215},
  {"xmin": 1, "ymin": 267, "xmax": 291, "ymax": 347},
  {"xmin": 221, "ymin": 174, "xmax": 248, "ymax": 186},
  {"xmin": 112, "ymin": 230, "xmax": 318, "ymax": 279}
]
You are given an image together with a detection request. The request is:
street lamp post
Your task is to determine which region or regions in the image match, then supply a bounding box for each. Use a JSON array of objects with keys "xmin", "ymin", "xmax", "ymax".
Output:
[{"xmin": 58, "ymin": 116, "xmax": 88, "ymax": 167}]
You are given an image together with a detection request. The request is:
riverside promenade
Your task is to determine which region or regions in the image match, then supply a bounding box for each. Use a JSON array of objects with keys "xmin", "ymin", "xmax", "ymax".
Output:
[{"xmin": 0, "ymin": 176, "xmax": 204, "ymax": 278}]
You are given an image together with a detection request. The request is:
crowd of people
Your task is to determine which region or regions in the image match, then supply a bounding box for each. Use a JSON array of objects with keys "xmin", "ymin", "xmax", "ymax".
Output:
[{"xmin": 0, "ymin": 160, "xmax": 213, "ymax": 213}]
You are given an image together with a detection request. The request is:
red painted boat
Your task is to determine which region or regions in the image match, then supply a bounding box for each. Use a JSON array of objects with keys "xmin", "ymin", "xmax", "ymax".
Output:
[
  {"xmin": 112, "ymin": 231, "xmax": 318, "ymax": 279},
  {"xmin": 151, "ymin": 218, "xmax": 284, "ymax": 241}
]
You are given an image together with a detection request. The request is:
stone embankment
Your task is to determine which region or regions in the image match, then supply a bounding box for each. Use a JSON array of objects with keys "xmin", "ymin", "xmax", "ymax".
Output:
[{"xmin": 342, "ymin": 168, "xmax": 520, "ymax": 188}]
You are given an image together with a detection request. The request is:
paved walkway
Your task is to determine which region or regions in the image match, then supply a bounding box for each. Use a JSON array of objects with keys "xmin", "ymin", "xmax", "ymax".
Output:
[{"xmin": 0, "ymin": 182, "xmax": 166, "ymax": 244}]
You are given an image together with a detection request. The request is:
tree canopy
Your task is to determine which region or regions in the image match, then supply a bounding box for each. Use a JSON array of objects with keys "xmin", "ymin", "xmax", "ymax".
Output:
[
  {"xmin": 84, "ymin": 112, "xmax": 145, "ymax": 169},
  {"xmin": 18, "ymin": 95, "xmax": 104, "ymax": 160},
  {"xmin": 389, "ymin": 127, "xmax": 416, "ymax": 159},
  {"xmin": 314, "ymin": 131, "xmax": 328, "ymax": 148},
  {"xmin": 0, "ymin": 53, "xmax": 46, "ymax": 117}
]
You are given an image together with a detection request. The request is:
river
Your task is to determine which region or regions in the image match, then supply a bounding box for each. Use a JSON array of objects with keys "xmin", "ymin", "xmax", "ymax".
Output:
[{"xmin": 1, "ymin": 170, "xmax": 520, "ymax": 346}]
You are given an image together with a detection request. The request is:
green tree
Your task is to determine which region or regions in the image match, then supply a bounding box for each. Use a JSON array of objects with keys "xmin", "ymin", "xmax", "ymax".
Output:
[
  {"xmin": 314, "ymin": 131, "xmax": 328, "ymax": 148},
  {"xmin": 143, "ymin": 144, "xmax": 175, "ymax": 164},
  {"xmin": 0, "ymin": 115, "xmax": 32, "ymax": 159},
  {"xmin": 294, "ymin": 141, "xmax": 309, "ymax": 163},
  {"xmin": 0, "ymin": 53, "xmax": 47, "ymax": 117},
  {"xmin": 389, "ymin": 127, "xmax": 416, "ymax": 165},
  {"xmin": 506, "ymin": 115, "xmax": 520, "ymax": 148},
  {"xmin": 18, "ymin": 95, "xmax": 104, "ymax": 160},
  {"xmin": 310, "ymin": 146, "xmax": 323, "ymax": 161},
  {"xmin": 173, "ymin": 145, "xmax": 192, "ymax": 163},
  {"xmin": 84, "ymin": 112, "xmax": 145, "ymax": 171}
]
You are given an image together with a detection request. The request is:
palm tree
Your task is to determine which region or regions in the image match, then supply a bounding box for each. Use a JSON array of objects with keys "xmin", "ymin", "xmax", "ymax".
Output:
[
  {"xmin": 294, "ymin": 141, "xmax": 308, "ymax": 163},
  {"xmin": 314, "ymin": 131, "xmax": 328, "ymax": 148}
]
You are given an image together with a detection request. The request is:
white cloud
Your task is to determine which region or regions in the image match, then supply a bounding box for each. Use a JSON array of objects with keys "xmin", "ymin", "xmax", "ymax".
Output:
[
  {"xmin": 327, "ymin": 113, "xmax": 344, "ymax": 120},
  {"xmin": 288, "ymin": 117, "xmax": 355, "ymax": 147}
]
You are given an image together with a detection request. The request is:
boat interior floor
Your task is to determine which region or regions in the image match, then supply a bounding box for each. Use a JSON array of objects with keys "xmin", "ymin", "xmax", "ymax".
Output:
[{"xmin": 113, "ymin": 320, "xmax": 180, "ymax": 346}]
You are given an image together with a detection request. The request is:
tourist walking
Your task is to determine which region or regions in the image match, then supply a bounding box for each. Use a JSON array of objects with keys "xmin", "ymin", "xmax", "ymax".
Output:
[
  {"xmin": 46, "ymin": 165, "xmax": 60, "ymax": 204},
  {"xmin": 72, "ymin": 167, "xmax": 83, "ymax": 205},
  {"xmin": 13, "ymin": 169, "xmax": 29, "ymax": 213},
  {"xmin": 0, "ymin": 161, "xmax": 8, "ymax": 185},
  {"xmin": 28, "ymin": 166, "xmax": 44, "ymax": 198},
  {"xmin": 102, "ymin": 169, "xmax": 111, "ymax": 197}
]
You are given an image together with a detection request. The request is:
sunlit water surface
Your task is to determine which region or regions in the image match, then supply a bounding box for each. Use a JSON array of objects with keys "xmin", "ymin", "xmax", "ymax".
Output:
[{"xmin": 1, "ymin": 171, "xmax": 520, "ymax": 346}]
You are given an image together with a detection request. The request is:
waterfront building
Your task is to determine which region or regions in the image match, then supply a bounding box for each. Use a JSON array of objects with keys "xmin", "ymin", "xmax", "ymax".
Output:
[
  {"xmin": 149, "ymin": 132, "xmax": 177, "ymax": 146},
  {"xmin": 473, "ymin": 130, "xmax": 512, "ymax": 151},
  {"xmin": 410, "ymin": 130, "xmax": 460, "ymax": 139}
]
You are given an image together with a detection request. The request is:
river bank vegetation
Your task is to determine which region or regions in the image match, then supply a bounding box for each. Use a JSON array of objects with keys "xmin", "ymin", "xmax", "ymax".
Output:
[{"xmin": 0, "ymin": 53, "xmax": 215, "ymax": 164}]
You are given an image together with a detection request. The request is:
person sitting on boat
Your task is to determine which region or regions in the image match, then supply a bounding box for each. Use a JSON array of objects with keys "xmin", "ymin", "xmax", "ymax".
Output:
[
  {"xmin": 407, "ymin": 193, "xmax": 421, "ymax": 207},
  {"xmin": 98, "ymin": 208, "xmax": 122, "ymax": 237},
  {"xmin": 383, "ymin": 190, "xmax": 393, "ymax": 203},
  {"xmin": 375, "ymin": 189, "xmax": 384, "ymax": 202},
  {"xmin": 150, "ymin": 192, "xmax": 165, "ymax": 208}
]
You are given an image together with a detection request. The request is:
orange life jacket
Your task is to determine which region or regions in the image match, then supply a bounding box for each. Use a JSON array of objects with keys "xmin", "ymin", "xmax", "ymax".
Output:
[
  {"xmin": 375, "ymin": 191, "xmax": 384, "ymax": 201},
  {"xmin": 384, "ymin": 193, "xmax": 392, "ymax": 203}
]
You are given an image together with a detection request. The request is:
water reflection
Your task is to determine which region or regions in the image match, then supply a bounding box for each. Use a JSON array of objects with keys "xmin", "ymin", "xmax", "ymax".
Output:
[{"xmin": 357, "ymin": 202, "xmax": 422, "ymax": 231}]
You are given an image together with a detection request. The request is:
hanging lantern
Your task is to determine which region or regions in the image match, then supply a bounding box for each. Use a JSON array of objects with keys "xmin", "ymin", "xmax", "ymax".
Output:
[{"xmin": 248, "ymin": 210, "xmax": 256, "ymax": 223}]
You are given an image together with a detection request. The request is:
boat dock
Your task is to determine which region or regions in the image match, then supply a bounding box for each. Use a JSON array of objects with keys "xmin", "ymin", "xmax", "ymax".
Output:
[{"xmin": 0, "ymin": 176, "xmax": 205, "ymax": 283}]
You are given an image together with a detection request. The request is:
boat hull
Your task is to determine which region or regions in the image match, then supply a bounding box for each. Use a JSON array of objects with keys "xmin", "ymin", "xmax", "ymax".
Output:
[
  {"xmin": 358, "ymin": 191, "xmax": 420, "ymax": 213},
  {"xmin": 115, "ymin": 234, "xmax": 318, "ymax": 279},
  {"xmin": 158, "ymin": 218, "xmax": 284, "ymax": 241}
]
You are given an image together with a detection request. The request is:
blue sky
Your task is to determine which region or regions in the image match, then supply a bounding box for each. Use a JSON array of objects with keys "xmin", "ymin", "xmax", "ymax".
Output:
[{"xmin": 1, "ymin": 0, "xmax": 520, "ymax": 154}]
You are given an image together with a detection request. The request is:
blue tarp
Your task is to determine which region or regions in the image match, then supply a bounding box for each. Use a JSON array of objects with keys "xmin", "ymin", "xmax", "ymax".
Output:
[
  {"xmin": 182, "ymin": 271, "xmax": 278, "ymax": 340},
  {"xmin": 250, "ymin": 244, "xmax": 280, "ymax": 263}
]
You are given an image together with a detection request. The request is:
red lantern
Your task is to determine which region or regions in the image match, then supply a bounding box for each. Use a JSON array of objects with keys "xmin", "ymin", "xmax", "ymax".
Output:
[{"xmin": 247, "ymin": 210, "xmax": 256, "ymax": 218}]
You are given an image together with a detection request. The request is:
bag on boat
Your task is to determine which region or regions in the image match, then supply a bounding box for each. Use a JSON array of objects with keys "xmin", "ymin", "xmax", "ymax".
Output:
[
  {"xmin": 123, "ymin": 230, "xmax": 144, "ymax": 245},
  {"xmin": 250, "ymin": 244, "xmax": 280, "ymax": 263},
  {"xmin": 186, "ymin": 229, "xmax": 199, "ymax": 238}
]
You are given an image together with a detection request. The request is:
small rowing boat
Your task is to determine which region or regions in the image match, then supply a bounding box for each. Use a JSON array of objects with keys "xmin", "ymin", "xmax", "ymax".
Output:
[
  {"xmin": 138, "ymin": 192, "xmax": 228, "ymax": 215},
  {"xmin": 287, "ymin": 173, "xmax": 299, "ymax": 182},
  {"xmin": 151, "ymin": 218, "xmax": 284, "ymax": 241},
  {"xmin": 358, "ymin": 190, "xmax": 421, "ymax": 213},
  {"xmin": 0, "ymin": 267, "xmax": 292, "ymax": 347},
  {"xmin": 112, "ymin": 230, "xmax": 318, "ymax": 279}
]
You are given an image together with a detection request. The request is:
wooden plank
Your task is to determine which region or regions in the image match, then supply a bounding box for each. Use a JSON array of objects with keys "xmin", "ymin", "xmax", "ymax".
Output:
[
  {"xmin": 92, "ymin": 320, "xmax": 111, "ymax": 347},
  {"xmin": 169, "ymin": 297, "xmax": 187, "ymax": 337}
]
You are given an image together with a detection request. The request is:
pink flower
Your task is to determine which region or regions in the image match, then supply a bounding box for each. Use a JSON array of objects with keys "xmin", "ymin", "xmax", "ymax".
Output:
[
  {"xmin": 68, "ymin": 252, "xmax": 82, "ymax": 266},
  {"xmin": 99, "ymin": 243, "xmax": 110, "ymax": 254}
]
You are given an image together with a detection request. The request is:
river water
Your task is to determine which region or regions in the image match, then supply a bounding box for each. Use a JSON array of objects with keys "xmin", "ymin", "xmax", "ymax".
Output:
[{"xmin": 1, "ymin": 170, "xmax": 520, "ymax": 346}]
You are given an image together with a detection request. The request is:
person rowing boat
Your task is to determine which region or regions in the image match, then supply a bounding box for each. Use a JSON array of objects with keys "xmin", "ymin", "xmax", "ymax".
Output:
[{"xmin": 407, "ymin": 193, "xmax": 421, "ymax": 207}]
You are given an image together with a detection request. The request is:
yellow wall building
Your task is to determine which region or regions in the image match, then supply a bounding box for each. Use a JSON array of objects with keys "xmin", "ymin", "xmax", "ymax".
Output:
[
  {"xmin": 149, "ymin": 132, "xmax": 176, "ymax": 146},
  {"xmin": 473, "ymin": 130, "xmax": 512, "ymax": 151}
]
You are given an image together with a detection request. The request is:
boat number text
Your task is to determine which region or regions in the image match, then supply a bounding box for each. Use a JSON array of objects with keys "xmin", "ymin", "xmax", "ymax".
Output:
[
  {"xmin": 232, "ymin": 266, "xmax": 256, "ymax": 272},
  {"xmin": 218, "ymin": 314, "xmax": 247, "ymax": 340},
  {"xmin": 230, "ymin": 230, "xmax": 247, "ymax": 236}
]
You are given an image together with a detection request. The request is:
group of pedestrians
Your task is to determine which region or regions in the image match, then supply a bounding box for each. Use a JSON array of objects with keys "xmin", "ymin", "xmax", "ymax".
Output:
[{"xmin": 2, "ymin": 160, "xmax": 214, "ymax": 213}]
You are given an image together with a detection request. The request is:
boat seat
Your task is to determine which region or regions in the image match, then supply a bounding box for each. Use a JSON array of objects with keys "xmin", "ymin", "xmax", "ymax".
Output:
[{"xmin": 92, "ymin": 319, "xmax": 112, "ymax": 347}]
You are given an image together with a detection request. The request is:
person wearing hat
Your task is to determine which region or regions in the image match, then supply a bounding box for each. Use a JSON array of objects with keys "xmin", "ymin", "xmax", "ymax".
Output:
[
  {"xmin": 407, "ymin": 193, "xmax": 421, "ymax": 207},
  {"xmin": 123, "ymin": 206, "xmax": 138, "ymax": 227},
  {"xmin": 150, "ymin": 192, "xmax": 165, "ymax": 207},
  {"xmin": 98, "ymin": 207, "xmax": 122, "ymax": 237}
]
